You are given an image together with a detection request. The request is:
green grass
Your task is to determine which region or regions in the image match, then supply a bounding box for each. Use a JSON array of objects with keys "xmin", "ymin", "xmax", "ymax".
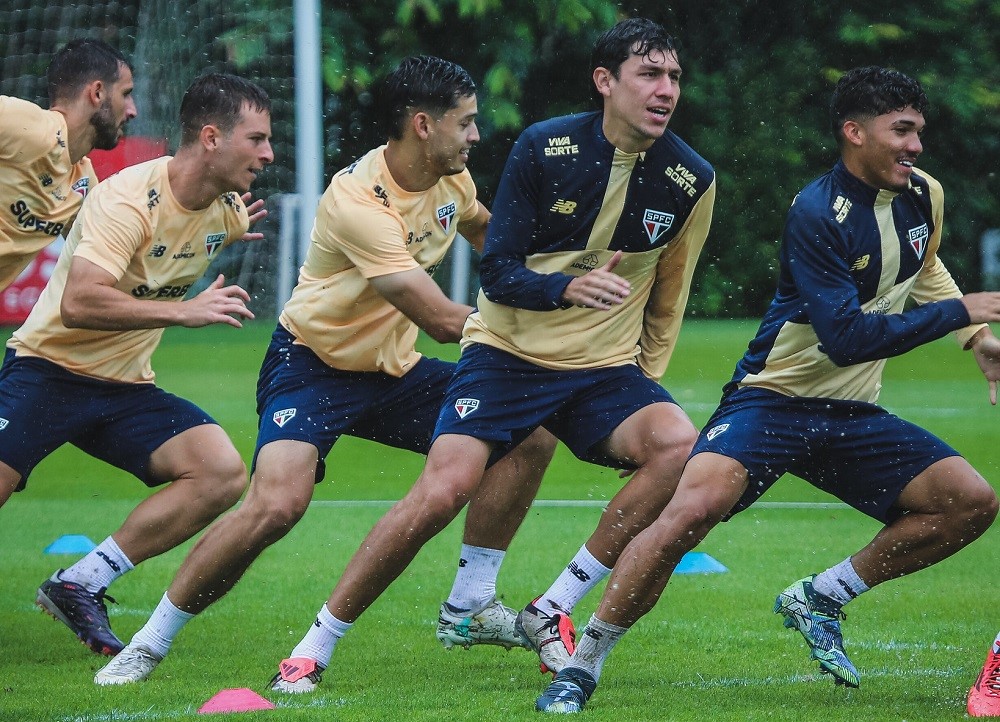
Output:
[{"xmin": 1, "ymin": 319, "xmax": 997, "ymax": 721}]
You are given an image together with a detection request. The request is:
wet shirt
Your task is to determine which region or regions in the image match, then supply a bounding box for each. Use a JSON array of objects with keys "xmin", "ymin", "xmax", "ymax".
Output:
[
  {"xmin": 279, "ymin": 145, "xmax": 479, "ymax": 377},
  {"xmin": 0, "ymin": 96, "xmax": 96, "ymax": 289},
  {"xmin": 729, "ymin": 161, "xmax": 980, "ymax": 403},
  {"xmin": 9, "ymin": 157, "xmax": 249, "ymax": 383},
  {"xmin": 467, "ymin": 111, "xmax": 716, "ymax": 379}
]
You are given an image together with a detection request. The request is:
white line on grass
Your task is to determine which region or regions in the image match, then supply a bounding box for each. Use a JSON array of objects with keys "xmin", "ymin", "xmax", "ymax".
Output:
[{"xmin": 308, "ymin": 499, "xmax": 850, "ymax": 509}]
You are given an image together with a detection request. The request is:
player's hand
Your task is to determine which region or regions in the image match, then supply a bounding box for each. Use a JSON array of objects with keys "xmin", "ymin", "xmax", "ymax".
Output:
[
  {"xmin": 961, "ymin": 292, "xmax": 1000, "ymax": 325},
  {"xmin": 561, "ymin": 250, "xmax": 631, "ymax": 310},
  {"xmin": 240, "ymin": 192, "xmax": 268, "ymax": 242},
  {"xmin": 970, "ymin": 329, "xmax": 1000, "ymax": 405},
  {"xmin": 181, "ymin": 274, "xmax": 254, "ymax": 329}
]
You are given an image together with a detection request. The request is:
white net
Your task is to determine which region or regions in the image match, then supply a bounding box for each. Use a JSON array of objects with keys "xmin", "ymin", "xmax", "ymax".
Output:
[{"xmin": 0, "ymin": 0, "xmax": 298, "ymax": 313}]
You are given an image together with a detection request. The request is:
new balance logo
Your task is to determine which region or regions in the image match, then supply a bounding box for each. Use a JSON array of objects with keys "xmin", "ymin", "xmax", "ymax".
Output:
[
  {"xmin": 273, "ymin": 408, "xmax": 297, "ymax": 427},
  {"xmin": 568, "ymin": 562, "xmax": 591, "ymax": 582},
  {"xmin": 833, "ymin": 195, "xmax": 852, "ymax": 223},
  {"xmin": 850, "ymin": 254, "xmax": 870, "ymax": 271},
  {"xmin": 551, "ymin": 199, "xmax": 577, "ymax": 214},
  {"xmin": 455, "ymin": 398, "xmax": 479, "ymax": 418}
]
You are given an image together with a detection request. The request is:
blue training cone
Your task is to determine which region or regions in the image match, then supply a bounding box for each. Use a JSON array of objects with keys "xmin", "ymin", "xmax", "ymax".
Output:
[
  {"xmin": 43, "ymin": 535, "xmax": 97, "ymax": 554},
  {"xmin": 675, "ymin": 551, "xmax": 728, "ymax": 574}
]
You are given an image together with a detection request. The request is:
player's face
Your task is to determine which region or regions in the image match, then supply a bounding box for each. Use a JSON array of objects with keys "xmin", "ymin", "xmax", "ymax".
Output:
[
  {"xmin": 597, "ymin": 47, "xmax": 681, "ymax": 153},
  {"xmin": 425, "ymin": 94, "xmax": 480, "ymax": 176},
  {"xmin": 851, "ymin": 107, "xmax": 924, "ymax": 192},
  {"xmin": 90, "ymin": 63, "xmax": 137, "ymax": 151},
  {"xmin": 217, "ymin": 104, "xmax": 274, "ymax": 193}
]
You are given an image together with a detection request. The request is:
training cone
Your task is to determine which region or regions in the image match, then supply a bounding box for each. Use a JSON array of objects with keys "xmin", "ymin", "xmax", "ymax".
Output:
[
  {"xmin": 675, "ymin": 551, "xmax": 728, "ymax": 574},
  {"xmin": 43, "ymin": 535, "xmax": 97, "ymax": 554},
  {"xmin": 197, "ymin": 688, "xmax": 275, "ymax": 714}
]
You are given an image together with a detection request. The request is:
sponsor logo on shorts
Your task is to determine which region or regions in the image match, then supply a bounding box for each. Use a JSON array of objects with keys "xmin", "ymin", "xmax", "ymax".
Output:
[
  {"xmin": 0, "ymin": 418, "xmax": 8, "ymax": 430},
  {"xmin": 705, "ymin": 423, "xmax": 729, "ymax": 441},
  {"xmin": 454, "ymin": 398, "xmax": 479, "ymax": 418},
  {"xmin": 643, "ymin": 209, "xmax": 674, "ymax": 244},
  {"xmin": 272, "ymin": 408, "xmax": 297, "ymax": 427}
]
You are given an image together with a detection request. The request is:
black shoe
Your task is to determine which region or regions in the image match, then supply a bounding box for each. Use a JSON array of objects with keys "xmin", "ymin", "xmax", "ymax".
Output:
[{"xmin": 36, "ymin": 571, "xmax": 124, "ymax": 656}]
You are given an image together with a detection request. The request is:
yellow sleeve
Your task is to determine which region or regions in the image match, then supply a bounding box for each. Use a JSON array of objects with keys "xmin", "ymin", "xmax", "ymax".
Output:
[{"xmin": 637, "ymin": 178, "xmax": 716, "ymax": 380}]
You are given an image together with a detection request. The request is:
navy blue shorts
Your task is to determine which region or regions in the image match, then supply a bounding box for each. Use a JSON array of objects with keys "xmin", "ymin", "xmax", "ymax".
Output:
[
  {"xmin": 692, "ymin": 386, "xmax": 960, "ymax": 523},
  {"xmin": 0, "ymin": 349, "xmax": 215, "ymax": 490},
  {"xmin": 433, "ymin": 342, "xmax": 675, "ymax": 468},
  {"xmin": 253, "ymin": 324, "xmax": 454, "ymax": 482}
]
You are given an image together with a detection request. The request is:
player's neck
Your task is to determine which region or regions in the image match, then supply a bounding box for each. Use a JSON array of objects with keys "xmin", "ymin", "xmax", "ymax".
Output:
[
  {"xmin": 166, "ymin": 153, "xmax": 226, "ymax": 211},
  {"xmin": 51, "ymin": 106, "xmax": 95, "ymax": 165},
  {"xmin": 384, "ymin": 140, "xmax": 441, "ymax": 193}
]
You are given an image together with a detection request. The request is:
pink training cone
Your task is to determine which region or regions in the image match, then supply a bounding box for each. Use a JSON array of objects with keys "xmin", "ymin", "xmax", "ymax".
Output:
[{"xmin": 197, "ymin": 688, "xmax": 276, "ymax": 714}]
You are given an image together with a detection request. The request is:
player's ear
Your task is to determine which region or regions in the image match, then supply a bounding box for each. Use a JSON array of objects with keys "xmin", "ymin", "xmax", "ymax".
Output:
[
  {"xmin": 411, "ymin": 110, "xmax": 432, "ymax": 141},
  {"xmin": 199, "ymin": 123, "xmax": 222, "ymax": 150},
  {"xmin": 84, "ymin": 79, "xmax": 105, "ymax": 107},
  {"xmin": 592, "ymin": 67, "xmax": 612, "ymax": 99},
  {"xmin": 841, "ymin": 119, "xmax": 865, "ymax": 148}
]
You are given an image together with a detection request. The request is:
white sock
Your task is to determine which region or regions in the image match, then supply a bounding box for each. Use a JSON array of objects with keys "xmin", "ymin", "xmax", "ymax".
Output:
[
  {"xmin": 445, "ymin": 544, "xmax": 505, "ymax": 612},
  {"xmin": 289, "ymin": 604, "xmax": 352, "ymax": 668},
  {"xmin": 569, "ymin": 615, "xmax": 628, "ymax": 681},
  {"xmin": 131, "ymin": 592, "xmax": 194, "ymax": 659},
  {"xmin": 59, "ymin": 536, "xmax": 135, "ymax": 593},
  {"xmin": 811, "ymin": 557, "xmax": 870, "ymax": 606},
  {"xmin": 535, "ymin": 544, "xmax": 611, "ymax": 616}
]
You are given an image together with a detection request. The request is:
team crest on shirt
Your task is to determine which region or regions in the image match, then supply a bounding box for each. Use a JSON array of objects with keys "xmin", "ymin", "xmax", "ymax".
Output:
[
  {"xmin": 454, "ymin": 398, "xmax": 479, "ymax": 418},
  {"xmin": 272, "ymin": 408, "xmax": 297, "ymax": 427},
  {"xmin": 643, "ymin": 209, "xmax": 674, "ymax": 244},
  {"xmin": 205, "ymin": 232, "xmax": 226, "ymax": 258},
  {"xmin": 0, "ymin": 418, "xmax": 8, "ymax": 430},
  {"xmin": 71, "ymin": 177, "xmax": 90, "ymax": 198},
  {"xmin": 437, "ymin": 201, "xmax": 458, "ymax": 233},
  {"xmin": 907, "ymin": 223, "xmax": 929, "ymax": 259},
  {"xmin": 705, "ymin": 423, "xmax": 729, "ymax": 441}
]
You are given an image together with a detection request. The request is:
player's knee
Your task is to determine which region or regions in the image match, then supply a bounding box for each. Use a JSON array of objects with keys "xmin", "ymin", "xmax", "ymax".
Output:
[
  {"xmin": 959, "ymin": 480, "xmax": 999, "ymax": 533},
  {"xmin": 640, "ymin": 422, "xmax": 698, "ymax": 473}
]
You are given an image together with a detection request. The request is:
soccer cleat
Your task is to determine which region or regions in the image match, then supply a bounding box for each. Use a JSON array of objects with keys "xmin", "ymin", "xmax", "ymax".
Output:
[
  {"xmin": 270, "ymin": 656, "xmax": 325, "ymax": 694},
  {"xmin": 774, "ymin": 575, "xmax": 860, "ymax": 688},
  {"xmin": 535, "ymin": 666, "xmax": 597, "ymax": 714},
  {"xmin": 36, "ymin": 571, "xmax": 124, "ymax": 656},
  {"xmin": 968, "ymin": 645, "xmax": 1000, "ymax": 717},
  {"xmin": 94, "ymin": 643, "xmax": 163, "ymax": 685},
  {"xmin": 516, "ymin": 597, "xmax": 576, "ymax": 676},
  {"xmin": 436, "ymin": 597, "xmax": 531, "ymax": 650}
]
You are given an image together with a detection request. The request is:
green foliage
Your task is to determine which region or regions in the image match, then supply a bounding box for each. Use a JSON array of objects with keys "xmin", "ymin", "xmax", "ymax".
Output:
[{"xmin": 220, "ymin": 1, "xmax": 999, "ymax": 317}]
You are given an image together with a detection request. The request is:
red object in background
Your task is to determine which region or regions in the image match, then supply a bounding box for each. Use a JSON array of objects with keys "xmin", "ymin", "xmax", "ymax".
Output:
[
  {"xmin": 0, "ymin": 136, "xmax": 168, "ymax": 326},
  {"xmin": 89, "ymin": 135, "xmax": 168, "ymax": 180}
]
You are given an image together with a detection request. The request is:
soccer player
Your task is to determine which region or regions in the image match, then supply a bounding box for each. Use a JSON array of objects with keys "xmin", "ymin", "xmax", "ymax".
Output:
[
  {"xmin": 0, "ymin": 72, "xmax": 273, "ymax": 656},
  {"xmin": 0, "ymin": 38, "xmax": 136, "ymax": 290},
  {"xmin": 535, "ymin": 65, "xmax": 1000, "ymax": 713},
  {"xmin": 969, "ymin": 632, "xmax": 1000, "ymax": 716},
  {"xmin": 269, "ymin": 17, "xmax": 715, "ymax": 694},
  {"xmin": 93, "ymin": 55, "xmax": 555, "ymax": 686}
]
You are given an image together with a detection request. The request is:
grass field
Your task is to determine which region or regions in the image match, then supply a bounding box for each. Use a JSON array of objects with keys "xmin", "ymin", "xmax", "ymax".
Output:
[{"xmin": 1, "ymin": 318, "xmax": 997, "ymax": 722}]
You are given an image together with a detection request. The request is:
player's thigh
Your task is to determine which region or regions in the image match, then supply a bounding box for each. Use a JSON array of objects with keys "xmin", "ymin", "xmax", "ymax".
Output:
[
  {"xmin": 0, "ymin": 353, "xmax": 105, "ymax": 488},
  {"xmin": 244, "ymin": 438, "xmax": 320, "ymax": 516},
  {"xmin": 602, "ymin": 400, "xmax": 697, "ymax": 467},
  {"xmin": 147, "ymin": 423, "xmax": 245, "ymax": 485},
  {"xmin": 803, "ymin": 408, "xmax": 963, "ymax": 522},
  {"xmin": 893, "ymin": 455, "xmax": 997, "ymax": 517}
]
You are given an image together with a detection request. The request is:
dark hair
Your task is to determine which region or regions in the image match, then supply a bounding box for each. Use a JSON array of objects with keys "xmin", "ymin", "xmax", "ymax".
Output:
[
  {"xmin": 47, "ymin": 38, "xmax": 131, "ymax": 104},
  {"xmin": 830, "ymin": 66, "xmax": 929, "ymax": 145},
  {"xmin": 376, "ymin": 55, "xmax": 477, "ymax": 140},
  {"xmin": 179, "ymin": 73, "xmax": 271, "ymax": 146},
  {"xmin": 590, "ymin": 18, "xmax": 677, "ymax": 105}
]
